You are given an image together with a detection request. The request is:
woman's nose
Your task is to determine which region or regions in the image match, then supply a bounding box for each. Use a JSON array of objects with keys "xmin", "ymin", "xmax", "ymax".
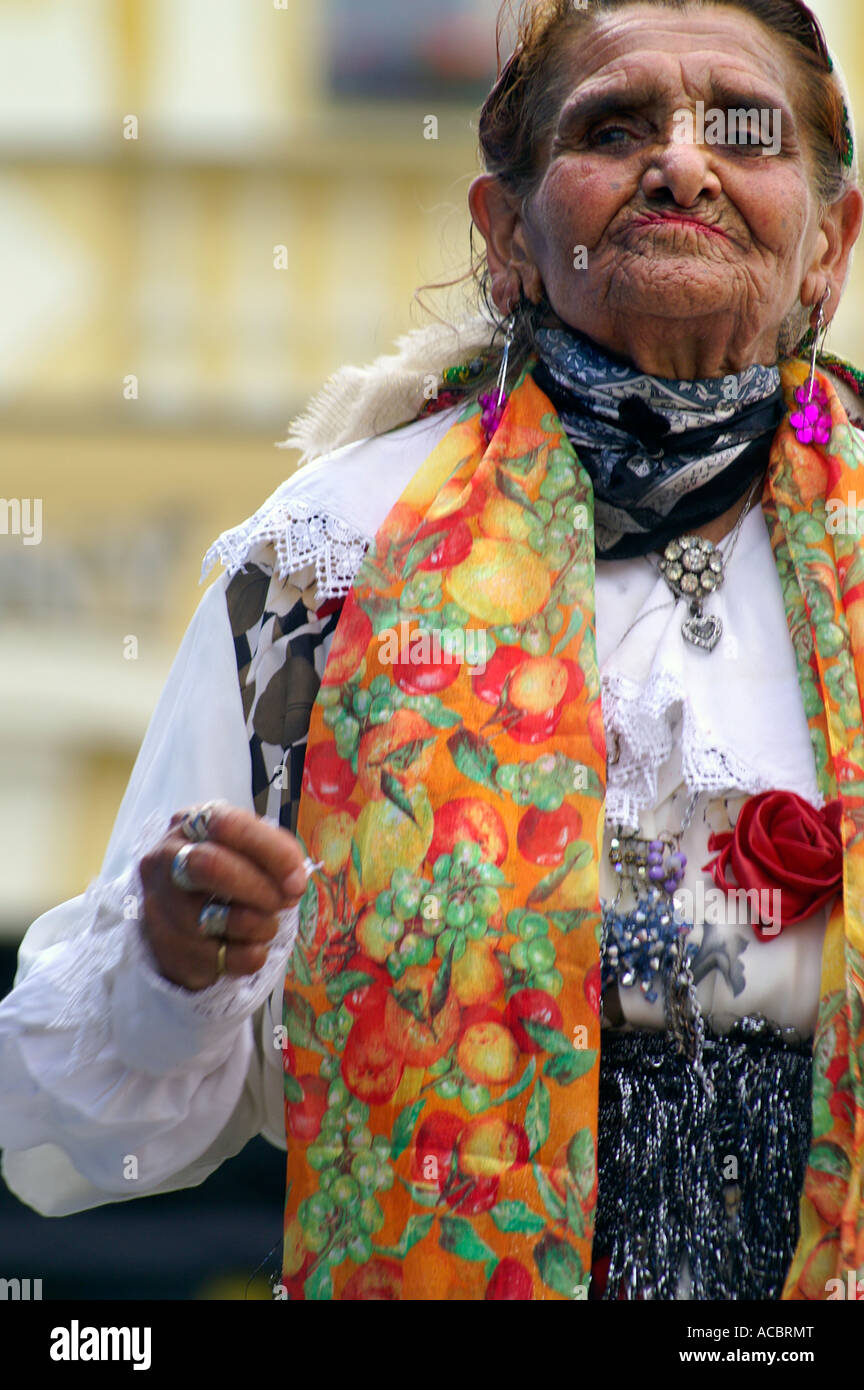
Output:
[{"xmin": 640, "ymin": 141, "xmax": 723, "ymax": 208}]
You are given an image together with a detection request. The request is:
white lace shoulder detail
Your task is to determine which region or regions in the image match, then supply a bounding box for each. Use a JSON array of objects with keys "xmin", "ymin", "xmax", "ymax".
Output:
[
  {"xmin": 601, "ymin": 669, "xmax": 778, "ymax": 830},
  {"xmin": 200, "ymin": 488, "xmax": 370, "ymax": 603}
]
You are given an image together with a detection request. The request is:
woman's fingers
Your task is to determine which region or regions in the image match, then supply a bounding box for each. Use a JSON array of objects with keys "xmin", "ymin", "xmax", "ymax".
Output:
[
  {"xmin": 140, "ymin": 893, "xmax": 276, "ymax": 990},
  {"xmin": 175, "ymin": 896, "xmax": 285, "ymax": 945},
  {"xmin": 163, "ymin": 838, "xmax": 291, "ymax": 915},
  {"xmin": 137, "ymin": 805, "xmax": 311, "ymax": 990},
  {"xmin": 197, "ymin": 804, "xmax": 308, "ymax": 897}
]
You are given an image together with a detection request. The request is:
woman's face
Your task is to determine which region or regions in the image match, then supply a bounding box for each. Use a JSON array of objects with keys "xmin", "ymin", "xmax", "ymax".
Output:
[{"xmin": 471, "ymin": 4, "xmax": 862, "ymax": 376}]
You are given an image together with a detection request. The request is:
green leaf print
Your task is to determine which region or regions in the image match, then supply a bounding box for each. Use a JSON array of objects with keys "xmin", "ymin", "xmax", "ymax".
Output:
[
  {"xmin": 533, "ymin": 1232, "xmax": 585, "ymax": 1299},
  {"xmin": 447, "ymin": 727, "xmax": 500, "ymax": 793},
  {"xmin": 521, "ymin": 1020, "xmax": 576, "ymax": 1056},
  {"xmin": 490, "ymin": 1201, "xmax": 547, "ymax": 1235},
  {"xmin": 391, "ymin": 1098, "xmax": 427, "ymax": 1161},
  {"xmin": 304, "ymin": 1262, "xmax": 334, "ymax": 1301},
  {"xmin": 495, "ymin": 465, "xmax": 540, "ymax": 517},
  {"xmin": 283, "ymin": 1073, "xmax": 304, "ymax": 1104},
  {"xmin": 525, "ymin": 1078, "xmax": 551, "ymax": 1158},
  {"xmin": 439, "ymin": 1217, "xmax": 496, "ymax": 1264},
  {"xmin": 325, "ymin": 970, "xmax": 378, "ymax": 1007},
  {"xmin": 566, "ymin": 1128, "xmax": 596, "ymax": 1202},
  {"xmin": 283, "ymin": 989, "xmax": 326, "ymax": 1054},
  {"xmin": 391, "ymin": 1212, "xmax": 436, "ymax": 1257},
  {"xmin": 379, "ymin": 770, "xmax": 419, "ymax": 824},
  {"xmin": 532, "ymin": 1161, "xmax": 566, "ymax": 1222},
  {"xmin": 565, "ymin": 1185, "xmax": 585, "ymax": 1238},
  {"xmin": 544, "ymin": 1048, "xmax": 598, "ymax": 1086}
]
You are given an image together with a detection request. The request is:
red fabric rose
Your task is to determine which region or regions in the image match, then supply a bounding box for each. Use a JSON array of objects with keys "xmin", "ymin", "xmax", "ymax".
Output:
[{"xmin": 703, "ymin": 790, "xmax": 843, "ymax": 940}]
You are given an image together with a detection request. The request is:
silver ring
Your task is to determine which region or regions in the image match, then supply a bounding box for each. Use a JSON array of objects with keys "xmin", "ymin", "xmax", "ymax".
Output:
[
  {"xmin": 199, "ymin": 901, "xmax": 231, "ymax": 939},
  {"xmin": 170, "ymin": 843, "xmax": 198, "ymax": 892},
  {"xmin": 180, "ymin": 801, "xmax": 219, "ymax": 843}
]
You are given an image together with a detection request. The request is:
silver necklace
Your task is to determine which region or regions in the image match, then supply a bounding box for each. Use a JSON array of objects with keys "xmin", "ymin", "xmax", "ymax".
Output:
[
  {"xmin": 596, "ymin": 474, "xmax": 764, "ymax": 664},
  {"xmin": 652, "ymin": 474, "xmax": 763, "ymax": 652}
]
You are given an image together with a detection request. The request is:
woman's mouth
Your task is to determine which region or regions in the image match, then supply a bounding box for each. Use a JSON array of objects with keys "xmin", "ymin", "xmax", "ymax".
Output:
[{"xmin": 632, "ymin": 214, "xmax": 729, "ymax": 239}]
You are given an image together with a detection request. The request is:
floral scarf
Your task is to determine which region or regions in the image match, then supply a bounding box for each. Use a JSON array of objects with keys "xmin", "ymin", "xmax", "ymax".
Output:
[{"xmin": 281, "ymin": 355, "xmax": 864, "ymax": 1300}]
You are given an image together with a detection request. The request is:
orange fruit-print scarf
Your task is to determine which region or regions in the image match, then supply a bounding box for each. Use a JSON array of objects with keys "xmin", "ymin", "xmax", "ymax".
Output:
[{"xmin": 282, "ymin": 355, "xmax": 864, "ymax": 1300}]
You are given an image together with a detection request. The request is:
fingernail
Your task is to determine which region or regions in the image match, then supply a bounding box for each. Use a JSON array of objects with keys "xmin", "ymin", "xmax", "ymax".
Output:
[{"xmin": 284, "ymin": 865, "xmax": 310, "ymax": 896}]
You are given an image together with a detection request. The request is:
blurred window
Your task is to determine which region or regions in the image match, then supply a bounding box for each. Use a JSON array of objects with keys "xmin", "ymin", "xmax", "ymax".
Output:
[{"xmin": 327, "ymin": 0, "xmax": 500, "ymax": 100}]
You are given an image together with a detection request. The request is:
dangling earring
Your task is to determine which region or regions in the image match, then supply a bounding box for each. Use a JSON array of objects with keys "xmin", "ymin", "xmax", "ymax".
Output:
[
  {"xmin": 480, "ymin": 312, "xmax": 516, "ymax": 443},
  {"xmin": 791, "ymin": 286, "xmax": 832, "ymax": 446}
]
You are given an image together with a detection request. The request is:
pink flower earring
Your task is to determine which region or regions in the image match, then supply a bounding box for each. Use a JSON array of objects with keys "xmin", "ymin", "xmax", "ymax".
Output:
[{"xmin": 790, "ymin": 286, "xmax": 832, "ymax": 446}]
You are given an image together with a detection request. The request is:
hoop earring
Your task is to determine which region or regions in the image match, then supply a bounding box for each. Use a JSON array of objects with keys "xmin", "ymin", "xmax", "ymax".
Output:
[{"xmin": 791, "ymin": 286, "xmax": 832, "ymax": 446}]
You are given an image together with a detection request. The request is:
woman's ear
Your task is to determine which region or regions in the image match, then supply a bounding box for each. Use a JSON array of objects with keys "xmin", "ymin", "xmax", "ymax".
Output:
[
  {"xmin": 801, "ymin": 185, "xmax": 864, "ymax": 324},
  {"xmin": 469, "ymin": 175, "xmax": 546, "ymax": 312}
]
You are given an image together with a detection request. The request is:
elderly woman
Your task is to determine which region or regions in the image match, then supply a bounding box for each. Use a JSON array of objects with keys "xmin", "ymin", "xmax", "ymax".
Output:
[{"xmin": 1, "ymin": 0, "xmax": 863, "ymax": 1303}]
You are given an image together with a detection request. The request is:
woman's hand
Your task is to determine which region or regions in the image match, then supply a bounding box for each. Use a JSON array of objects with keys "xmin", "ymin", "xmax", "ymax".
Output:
[{"xmin": 138, "ymin": 803, "xmax": 309, "ymax": 991}]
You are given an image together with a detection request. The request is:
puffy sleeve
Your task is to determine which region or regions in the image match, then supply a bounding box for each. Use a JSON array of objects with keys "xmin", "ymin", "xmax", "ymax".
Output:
[{"xmin": 0, "ymin": 571, "xmax": 296, "ymax": 1215}]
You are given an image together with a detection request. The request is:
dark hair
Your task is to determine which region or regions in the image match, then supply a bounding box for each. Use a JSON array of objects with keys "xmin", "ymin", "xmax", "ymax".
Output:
[{"xmin": 425, "ymin": 0, "xmax": 856, "ymax": 380}]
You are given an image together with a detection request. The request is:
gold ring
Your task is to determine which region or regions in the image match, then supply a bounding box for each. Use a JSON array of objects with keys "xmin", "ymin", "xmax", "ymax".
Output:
[{"xmin": 216, "ymin": 942, "xmax": 228, "ymax": 979}]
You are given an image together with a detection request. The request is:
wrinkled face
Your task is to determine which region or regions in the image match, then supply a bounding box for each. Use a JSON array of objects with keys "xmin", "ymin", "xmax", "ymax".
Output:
[{"xmin": 517, "ymin": 5, "xmax": 829, "ymax": 362}]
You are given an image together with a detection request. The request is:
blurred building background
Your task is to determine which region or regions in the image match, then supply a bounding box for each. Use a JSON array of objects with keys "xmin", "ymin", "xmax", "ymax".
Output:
[{"xmin": 0, "ymin": 0, "xmax": 861, "ymax": 1299}]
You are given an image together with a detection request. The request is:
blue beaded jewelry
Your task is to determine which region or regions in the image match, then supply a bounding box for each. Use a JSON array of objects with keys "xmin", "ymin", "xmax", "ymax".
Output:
[
  {"xmin": 601, "ymin": 801, "xmax": 713, "ymax": 1091},
  {"xmin": 601, "ymin": 833, "xmax": 693, "ymax": 1004}
]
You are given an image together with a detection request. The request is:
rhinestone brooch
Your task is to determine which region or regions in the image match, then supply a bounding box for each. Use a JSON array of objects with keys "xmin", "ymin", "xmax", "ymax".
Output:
[{"xmin": 658, "ymin": 535, "xmax": 725, "ymax": 651}]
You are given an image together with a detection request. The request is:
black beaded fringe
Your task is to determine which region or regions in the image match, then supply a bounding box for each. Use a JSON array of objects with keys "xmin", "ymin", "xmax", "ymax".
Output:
[{"xmin": 593, "ymin": 1019, "xmax": 813, "ymax": 1300}]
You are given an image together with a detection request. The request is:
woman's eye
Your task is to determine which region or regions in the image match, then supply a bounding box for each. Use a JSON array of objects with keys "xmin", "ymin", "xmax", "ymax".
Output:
[
  {"xmin": 588, "ymin": 124, "xmax": 637, "ymax": 147},
  {"xmin": 721, "ymin": 136, "xmax": 774, "ymax": 156}
]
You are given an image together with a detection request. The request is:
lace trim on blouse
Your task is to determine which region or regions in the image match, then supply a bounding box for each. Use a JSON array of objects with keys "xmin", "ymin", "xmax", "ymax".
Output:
[
  {"xmin": 200, "ymin": 493, "xmax": 371, "ymax": 603},
  {"xmin": 601, "ymin": 669, "xmax": 778, "ymax": 830}
]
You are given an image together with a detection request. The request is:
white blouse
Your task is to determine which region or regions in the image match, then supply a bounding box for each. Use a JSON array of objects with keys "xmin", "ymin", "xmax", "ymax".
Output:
[{"xmin": 0, "ymin": 407, "xmax": 828, "ymax": 1217}]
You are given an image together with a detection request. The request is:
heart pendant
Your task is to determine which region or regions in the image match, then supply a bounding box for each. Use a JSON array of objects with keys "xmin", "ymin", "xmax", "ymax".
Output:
[{"xmin": 681, "ymin": 612, "xmax": 722, "ymax": 651}]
